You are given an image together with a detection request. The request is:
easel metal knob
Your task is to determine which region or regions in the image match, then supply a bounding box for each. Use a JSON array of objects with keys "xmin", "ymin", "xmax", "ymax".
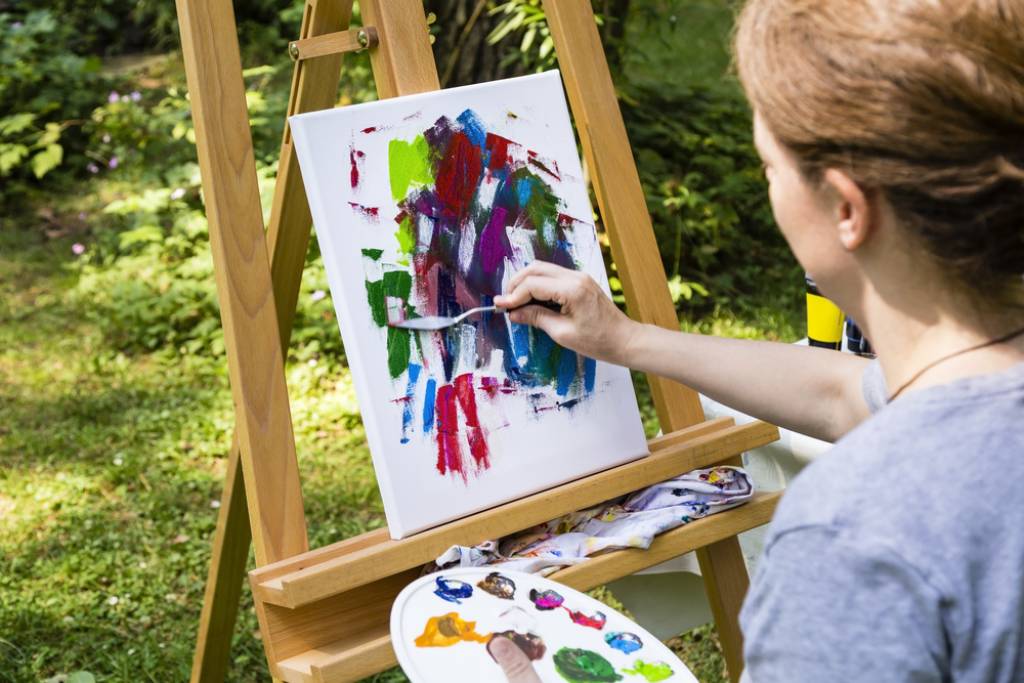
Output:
[{"xmin": 288, "ymin": 26, "xmax": 379, "ymax": 61}]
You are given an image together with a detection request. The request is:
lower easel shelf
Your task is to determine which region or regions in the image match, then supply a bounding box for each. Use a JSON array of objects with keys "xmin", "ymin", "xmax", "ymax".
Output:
[{"xmin": 269, "ymin": 490, "xmax": 782, "ymax": 683}]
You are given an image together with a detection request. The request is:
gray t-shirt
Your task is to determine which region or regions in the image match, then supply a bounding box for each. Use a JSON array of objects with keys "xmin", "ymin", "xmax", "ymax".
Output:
[{"xmin": 740, "ymin": 360, "xmax": 1024, "ymax": 682}]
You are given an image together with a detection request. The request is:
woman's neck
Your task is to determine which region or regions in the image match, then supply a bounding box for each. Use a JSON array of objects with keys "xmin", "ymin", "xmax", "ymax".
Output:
[{"xmin": 860, "ymin": 284, "xmax": 1024, "ymax": 399}]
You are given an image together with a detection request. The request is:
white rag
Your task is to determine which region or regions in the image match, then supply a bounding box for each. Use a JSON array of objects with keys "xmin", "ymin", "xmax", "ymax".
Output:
[{"xmin": 431, "ymin": 466, "xmax": 754, "ymax": 575}]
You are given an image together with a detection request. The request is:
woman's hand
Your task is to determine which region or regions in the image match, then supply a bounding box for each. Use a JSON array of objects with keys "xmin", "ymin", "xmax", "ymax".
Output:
[
  {"xmin": 493, "ymin": 261, "xmax": 640, "ymax": 366},
  {"xmin": 487, "ymin": 636, "xmax": 542, "ymax": 683}
]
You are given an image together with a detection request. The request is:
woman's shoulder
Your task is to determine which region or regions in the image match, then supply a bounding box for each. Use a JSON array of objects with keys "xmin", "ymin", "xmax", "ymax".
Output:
[{"xmin": 771, "ymin": 359, "xmax": 1024, "ymax": 543}]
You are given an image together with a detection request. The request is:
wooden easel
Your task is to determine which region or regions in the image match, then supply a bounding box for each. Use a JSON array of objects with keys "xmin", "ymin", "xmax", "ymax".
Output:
[{"xmin": 175, "ymin": 1, "xmax": 782, "ymax": 681}]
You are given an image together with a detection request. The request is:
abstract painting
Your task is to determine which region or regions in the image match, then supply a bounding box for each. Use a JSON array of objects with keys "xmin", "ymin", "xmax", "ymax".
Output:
[{"xmin": 290, "ymin": 71, "xmax": 648, "ymax": 538}]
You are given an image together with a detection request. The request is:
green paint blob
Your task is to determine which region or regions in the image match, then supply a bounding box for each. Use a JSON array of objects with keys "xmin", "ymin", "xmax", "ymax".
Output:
[
  {"xmin": 553, "ymin": 647, "xmax": 622, "ymax": 682},
  {"xmin": 388, "ymin": 135, "xmax": 434, "ymax": 201},
  {"xmin": 622, "ymin": 660, "xmax": 674, "ymax": 682},
  {"xmin": 361, "ymin": 248, "xmax": 384, "ymax": 261}
]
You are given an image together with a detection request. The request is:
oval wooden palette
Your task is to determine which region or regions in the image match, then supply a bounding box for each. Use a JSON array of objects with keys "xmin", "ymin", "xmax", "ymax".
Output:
[{"xmin": 390, "ymin": 567, "xmax": 698, "ymax": 682}]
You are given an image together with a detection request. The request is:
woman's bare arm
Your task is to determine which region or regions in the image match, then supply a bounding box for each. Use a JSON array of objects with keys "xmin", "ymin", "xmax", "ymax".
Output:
[{"xmin": 494, "ymin": 261, "xmax": 873, "ymax": 442}]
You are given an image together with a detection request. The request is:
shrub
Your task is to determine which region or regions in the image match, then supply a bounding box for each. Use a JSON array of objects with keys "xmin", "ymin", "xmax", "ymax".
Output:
[
  {"xmin": 0, "ymin": 11, "xmax": 111, "ymax": 195},
  {"xmin": 619, "ymin": 83, "xmax": 802, "ymax": 314}
]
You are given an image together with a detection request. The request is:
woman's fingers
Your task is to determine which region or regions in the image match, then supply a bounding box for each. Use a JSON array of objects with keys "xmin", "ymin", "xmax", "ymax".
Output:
[
  {"xmin": 487, "ymin": 636, "xmax": 542, "ymax": 683},
  {"xmin": 495, "ymin": 274, "xmax": 574, "ymax": 310},
  {"xmin": 505, "ymin": 260, "xmax": 578, "ymax": 293}
]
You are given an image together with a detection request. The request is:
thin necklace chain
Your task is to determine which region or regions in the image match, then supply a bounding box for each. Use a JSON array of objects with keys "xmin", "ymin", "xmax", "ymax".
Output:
[{"xmin": 888, "ymin": 324, "xmax": 1024, "ymax": 402}]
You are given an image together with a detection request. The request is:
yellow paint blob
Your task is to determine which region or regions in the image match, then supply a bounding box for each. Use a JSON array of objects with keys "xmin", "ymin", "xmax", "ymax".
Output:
[{"xmin": 414, "ymin": 612, "xmax": 492, "ymax": 648}]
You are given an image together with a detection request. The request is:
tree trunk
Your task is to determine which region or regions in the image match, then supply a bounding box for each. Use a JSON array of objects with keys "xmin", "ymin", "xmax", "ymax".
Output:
[{"xmin": 425, "ymin": 0, "xmax": 529, "ymax": 87}]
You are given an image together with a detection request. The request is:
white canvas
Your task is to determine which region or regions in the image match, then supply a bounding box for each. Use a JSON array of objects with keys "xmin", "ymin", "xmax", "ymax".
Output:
[{"xmin": 289, "ymin": 70, "xmax": 649, "ymax": 539}]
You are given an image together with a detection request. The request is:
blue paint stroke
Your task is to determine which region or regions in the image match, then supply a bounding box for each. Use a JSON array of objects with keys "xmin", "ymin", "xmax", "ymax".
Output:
[
  {"xmin": 422, "ymin": 377, "xmax": 437, "ymax": 431},
  {"xmin": 400, "ymin": 364, "xmax": 422, "ymax": 444}
]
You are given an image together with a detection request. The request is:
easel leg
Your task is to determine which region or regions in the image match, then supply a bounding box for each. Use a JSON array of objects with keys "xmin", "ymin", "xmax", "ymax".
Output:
[
  {"xmin": 185, "ymin": 0, "xmax": 351, "ymax": 679},
  {"xmin": 190, "ymin": 437, "xmax": 252, "ymax": 682},
  {"xmin": 697, "ymin": 538, "xmax": 749, "ymax": 682}
]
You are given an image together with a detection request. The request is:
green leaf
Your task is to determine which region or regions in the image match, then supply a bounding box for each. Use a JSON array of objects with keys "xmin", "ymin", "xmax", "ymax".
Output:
[
  {"xmin": 0, "ymin": 144, "xmax": 29, "ymax": 175},
  {"xmin": 35, "ymin": 122, "xmax": 62, "ymax": 148},
  {"xmin": 0, "ymin": 113, "xmax": 36, "ymax": 136},
  {"xmin": 67, "ymin": 673, "xmax": 96, "ymax": 683},
  {"xmin": 30, "ymin": 143, "xmax": 63, "ymax": 178}
]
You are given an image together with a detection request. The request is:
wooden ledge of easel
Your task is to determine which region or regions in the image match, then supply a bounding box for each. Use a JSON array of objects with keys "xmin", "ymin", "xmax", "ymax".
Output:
[
  {"xmin": 250, "ymin": 417, "xmax": 779, "ymax": 610},
  {"xmin": 271, "ymin": 490, "xmax": 782, "ymax": 683}
]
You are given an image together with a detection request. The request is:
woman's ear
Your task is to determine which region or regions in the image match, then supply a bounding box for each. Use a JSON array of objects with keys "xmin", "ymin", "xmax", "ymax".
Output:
[{"xmin": 823, "ymin": 168, "xmax": 873, "ymax": 251}]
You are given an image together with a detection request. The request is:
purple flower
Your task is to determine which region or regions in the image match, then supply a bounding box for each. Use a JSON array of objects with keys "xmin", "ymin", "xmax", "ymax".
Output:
[
  {"xmin": 108, "ymin": 156, "xmax": 118, "ymax": 169},
  {"xmin": 310, "ymin": 289, "xmax": 326, "ymax": 302},
  {"xmin": 130, "ymin": 91, "xmax": 142, "ymax": 102},
  {"xmin": 170, "ymin": 187, "xmax": 186, "ymax": 200},
  {"xmin": 108, "ymin": 91, "xmax": 120, "ymax": 104},
  {"xmin": 72, "ymin": 243, "xmax": 86, "ymax": 256},
  {"xmin": 11, "ymin": 21, "xmax": 22, "ymax": 29},
  {"xmin": 87, "ymin": 163, "xmax": 100, "ymax": 174}
]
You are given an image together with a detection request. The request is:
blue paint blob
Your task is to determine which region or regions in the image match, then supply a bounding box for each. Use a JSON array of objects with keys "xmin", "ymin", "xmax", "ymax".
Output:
[
  {"xmin": 433, "ymin": 576, "xmax": 474, "ymax": 604},
  {"xmin": 605, "ymin": 631, "xmax": 643, "ymax": 655}
]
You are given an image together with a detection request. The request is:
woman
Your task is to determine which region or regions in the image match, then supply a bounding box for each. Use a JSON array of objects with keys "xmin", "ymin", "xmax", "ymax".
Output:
[{"xmin": 490, "ymin": 0, "xmax": 1024, "ymax": 680}]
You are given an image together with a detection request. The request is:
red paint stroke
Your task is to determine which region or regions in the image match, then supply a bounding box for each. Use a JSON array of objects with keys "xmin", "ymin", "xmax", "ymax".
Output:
[
  {"xmin": 527, "ymin": 150, "xmax": 561, "ymax": 181},
  {"xmin": 435, "ymin": 383, "xmax": 464, "ymax": 479},
  {"xmin": 361, "ymin": 125, "xmax": 379, "ymax": 134},
  {"xmin": 348, "ymin": 201, "xmax": 380, "ymax": 221},
  {"xmin": 557, "ymin": 212, "xmax": 586, "ymax": 230},
  {"xmin": 349, "ymin": 146, "xmax": 366, "ymax": 188},
  {"xmin": 485, "ymin": 132, "xmax": 516, "ymax": 173},
  {"xmin": 434, "ymin": 131, "xmax": 483, "ymax": 220},
  {"xmin": 562, "ymin": 606, "xmax": 606, "ymax": 630},
  {"xmin": 454, "ymin": 374, "xmax": 490, "ymax": 470}
]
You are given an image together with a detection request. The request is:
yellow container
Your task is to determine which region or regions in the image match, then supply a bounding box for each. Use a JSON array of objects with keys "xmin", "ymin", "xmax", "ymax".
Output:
[{"xmin": 805, "ymin": 276, "xmax": 844, "ymax": 350}]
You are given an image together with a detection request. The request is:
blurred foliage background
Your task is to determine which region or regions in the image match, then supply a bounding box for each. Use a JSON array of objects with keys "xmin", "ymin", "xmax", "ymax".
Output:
[{"xmin": 0, "ymin": 1, "xmax": 802, "ymax": 681}]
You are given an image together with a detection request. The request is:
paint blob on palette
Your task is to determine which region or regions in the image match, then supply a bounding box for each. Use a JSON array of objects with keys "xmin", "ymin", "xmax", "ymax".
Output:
[
  {"xmin": 290, "ymin": 71, "xmax": 649, "ymax": 538},
  {"xmin": 391, "ymin": 567, "xmax": 697, "ymax": 683}
]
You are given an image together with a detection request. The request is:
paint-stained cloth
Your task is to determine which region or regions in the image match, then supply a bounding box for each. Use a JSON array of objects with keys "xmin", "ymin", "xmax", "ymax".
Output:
[{"xmin": 431, "ymin": 466, "xmax": 753, "ymax": 575}]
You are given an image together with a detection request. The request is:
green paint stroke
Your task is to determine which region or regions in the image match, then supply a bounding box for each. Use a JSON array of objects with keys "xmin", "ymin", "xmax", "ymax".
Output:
[
  {"xmin": 395, "ymin": 215, "xmax": 416, "ymax": 256},
  {"xmin": 365, "ymin": 279, "xmax": 386, "ymax": 327},
  {"xmin": 388, "ymin": 135, "xmax": 434, "ymax": 201},
  {"xmin": 553, "ymin": 647, "xmax": 622, "ymax": 683},
  {"xmin": 361, "ymin": 248, "xmax": 384, "ymax": 261},
  {"xmin": 364, "ymin": 270, "xmax": 414, "ymax": 377},
  {"xmin": 386, "ymin": 326, "xmax": 411, "ymax": 379},
  {"xmin": 622, "ymin": 660, "xmax": 674, "ymax": 682}
]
